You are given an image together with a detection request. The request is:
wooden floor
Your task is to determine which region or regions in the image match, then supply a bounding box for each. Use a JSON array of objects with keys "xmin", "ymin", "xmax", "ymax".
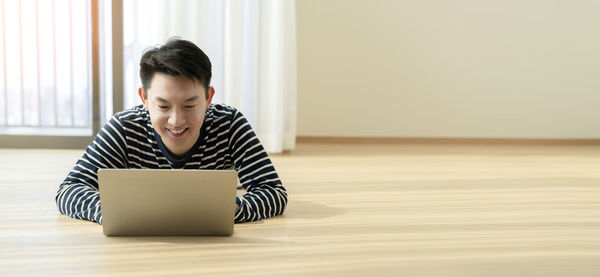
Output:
[{"xmin": 1, "ymin": 142, "xmax": 600, "ymax": 276}]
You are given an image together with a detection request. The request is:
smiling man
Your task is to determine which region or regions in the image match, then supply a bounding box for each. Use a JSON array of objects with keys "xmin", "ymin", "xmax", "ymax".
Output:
[
  {"xmin": 142, "ymin": 74, "xmax": 212, "ymax": 159},
  {"xmin": 56, "ymin": 39, "xmax": 287, "ymax": 224}
]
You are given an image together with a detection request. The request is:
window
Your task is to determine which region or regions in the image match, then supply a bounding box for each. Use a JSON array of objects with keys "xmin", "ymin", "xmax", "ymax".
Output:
[
  {"xmin": 0, "ymin": 0, "xmax": 297, "ymax": 152},
  {"xmin": 0, "ymin": 0, "xmax": 94, "ymax": 136}
]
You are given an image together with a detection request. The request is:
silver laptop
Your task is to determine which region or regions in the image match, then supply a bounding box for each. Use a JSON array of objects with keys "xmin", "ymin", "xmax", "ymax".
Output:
[{"xmin": 98, "ymin": 169, "xmax": 237, "ymax": 236}]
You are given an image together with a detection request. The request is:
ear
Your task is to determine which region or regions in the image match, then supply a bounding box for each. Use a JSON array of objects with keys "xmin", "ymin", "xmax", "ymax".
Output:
[
  {"xmin": 205, "ymin": 86, "xmax": 215, "ymax": 108},
  {"xmin": 138, "ymin": 87, "xmax": 149, "ymax": 109}
]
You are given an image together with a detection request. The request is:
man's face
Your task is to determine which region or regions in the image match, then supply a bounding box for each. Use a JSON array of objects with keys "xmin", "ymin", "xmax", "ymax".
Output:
[{"xmin": 139, "ymin": 73, "xmax": 214, "ymax": 159}]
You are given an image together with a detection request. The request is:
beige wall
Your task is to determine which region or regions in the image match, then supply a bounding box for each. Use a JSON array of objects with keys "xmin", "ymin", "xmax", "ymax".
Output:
[{"xmin": 296, "ymin": 0, "xmax": 600, "ymax": 138}]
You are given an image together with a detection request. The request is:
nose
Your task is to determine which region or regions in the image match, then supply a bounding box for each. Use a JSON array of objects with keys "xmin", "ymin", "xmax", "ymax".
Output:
[{"xmin": 167, "ymin": 108, "xmax": 186, "ymax": 127}]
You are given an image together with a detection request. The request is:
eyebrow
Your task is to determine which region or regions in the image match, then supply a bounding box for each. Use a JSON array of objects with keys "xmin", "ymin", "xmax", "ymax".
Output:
[{"xmin": 154, "ymin": 95, "xmax": 200, "ymax": 103}]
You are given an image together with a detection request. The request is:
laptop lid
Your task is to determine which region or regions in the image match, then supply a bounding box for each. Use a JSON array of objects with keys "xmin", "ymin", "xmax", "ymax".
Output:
[{"xmin": 98, "ymin": 169, "xmax": 237, "ymax": 236}]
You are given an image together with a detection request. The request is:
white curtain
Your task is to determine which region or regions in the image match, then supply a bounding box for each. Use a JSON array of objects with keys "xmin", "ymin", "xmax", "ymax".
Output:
[
  {"xmin": 0, "ymin": 0, "xmax": 93, "ymax": 135},
  {"xmin": 122, "ymin": 0, "xmax": 297, "ymax": 153}
]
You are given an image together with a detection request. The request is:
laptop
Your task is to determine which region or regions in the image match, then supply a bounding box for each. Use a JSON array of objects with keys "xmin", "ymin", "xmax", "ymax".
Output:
[{"xmin": 98, "ymin": 169, "xmax": 237, "ymax": 236}]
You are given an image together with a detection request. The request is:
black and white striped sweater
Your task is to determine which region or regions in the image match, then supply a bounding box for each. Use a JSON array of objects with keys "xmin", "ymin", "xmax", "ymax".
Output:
[{"xmin": 55, "ymin": 103, "xmax": 287, "ymax": 224}]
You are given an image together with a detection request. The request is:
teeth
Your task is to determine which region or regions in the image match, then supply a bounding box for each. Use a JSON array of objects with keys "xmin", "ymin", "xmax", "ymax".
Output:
[{"xmin": 170, "ymin": 128, "xmax": 185, "ymax": 134}]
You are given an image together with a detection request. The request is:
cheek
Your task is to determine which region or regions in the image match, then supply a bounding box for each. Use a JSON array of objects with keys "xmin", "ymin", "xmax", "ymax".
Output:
[
  {"xmin": 190, "ymin": 110, "xmax": 206, "ymax": 125},
  {"xmin": 148, "ymin": 109, "xmax": 168, "ymax": 126}
]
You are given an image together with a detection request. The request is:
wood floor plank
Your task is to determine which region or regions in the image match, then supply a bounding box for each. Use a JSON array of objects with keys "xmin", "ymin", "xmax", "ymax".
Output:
[{"xmin": 1, "ymin": 142, "xmax": 599, "ymax": 276}]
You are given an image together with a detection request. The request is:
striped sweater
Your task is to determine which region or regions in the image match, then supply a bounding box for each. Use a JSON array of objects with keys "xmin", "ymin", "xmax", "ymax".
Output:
[{"xmin": 55, "ymin": 104, "xmax": 287, "ymax": 224}]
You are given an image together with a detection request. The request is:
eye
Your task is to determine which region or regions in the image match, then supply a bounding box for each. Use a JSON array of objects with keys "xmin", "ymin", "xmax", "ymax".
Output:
[
  {"xmin": 185, "ymin": 105, "xmax": 197, "ymax": 109},
  {"xmin": 158, "ymin": 105, "xmax": 169, "ymax": 110}
]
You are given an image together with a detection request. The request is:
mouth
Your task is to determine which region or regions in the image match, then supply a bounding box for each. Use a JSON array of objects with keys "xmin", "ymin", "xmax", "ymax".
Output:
[{"xmin": 166, "ymin": 127, "xmax": 189, "ymax": 138}]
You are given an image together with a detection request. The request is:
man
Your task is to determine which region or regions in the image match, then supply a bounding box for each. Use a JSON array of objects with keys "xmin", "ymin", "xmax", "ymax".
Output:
[{"xmin": 55, "ymin": 39, "xmax": 287, "ymax": 224}]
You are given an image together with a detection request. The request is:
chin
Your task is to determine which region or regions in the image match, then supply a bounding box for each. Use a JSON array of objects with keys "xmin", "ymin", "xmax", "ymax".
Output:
[{"xmin": 167, "ymin": 145, "xmax": 189, "ymax": 158}]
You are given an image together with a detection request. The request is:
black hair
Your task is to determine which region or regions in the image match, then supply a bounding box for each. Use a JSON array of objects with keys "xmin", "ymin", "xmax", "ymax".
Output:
[{"xmin": 139, "ymin": 38, "xmax": 212, "ymax": 96}]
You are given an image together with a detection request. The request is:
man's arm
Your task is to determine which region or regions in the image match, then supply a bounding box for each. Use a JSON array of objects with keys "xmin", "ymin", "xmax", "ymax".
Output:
[
  {"xmin": 229, "ymin": 111, "xmax": 288, "ymax": 223},
  {"xmin": 55, "ymin": 117, "xmax": 128, "ymax": 224}
]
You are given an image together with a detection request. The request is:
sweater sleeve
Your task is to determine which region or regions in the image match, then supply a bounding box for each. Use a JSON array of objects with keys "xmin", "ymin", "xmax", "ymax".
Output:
[
  {"xmin": 55, "ymin": 117, "xmax": 128, "ymax": 224},
  {"xmin": 229, "ymin": 110, "xmax": 288, "ymax": 223}
]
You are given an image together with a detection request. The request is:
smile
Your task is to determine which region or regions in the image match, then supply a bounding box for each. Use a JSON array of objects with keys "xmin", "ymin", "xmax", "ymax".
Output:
[{"xmin": 166, "ymin": 128, "xmax": 188, "ymax": 137}]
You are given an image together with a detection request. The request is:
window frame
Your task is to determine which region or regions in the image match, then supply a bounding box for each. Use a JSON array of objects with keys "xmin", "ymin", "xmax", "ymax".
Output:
[{"xmin": 0, "ymin": 0, "xmax": 123, "ymax": 149}]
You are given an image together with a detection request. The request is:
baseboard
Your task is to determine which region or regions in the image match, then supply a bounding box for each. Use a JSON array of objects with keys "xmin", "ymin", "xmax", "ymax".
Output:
[{"xmin": 296, "ymin": 136, "xmax": 600, "ymax": 145}]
